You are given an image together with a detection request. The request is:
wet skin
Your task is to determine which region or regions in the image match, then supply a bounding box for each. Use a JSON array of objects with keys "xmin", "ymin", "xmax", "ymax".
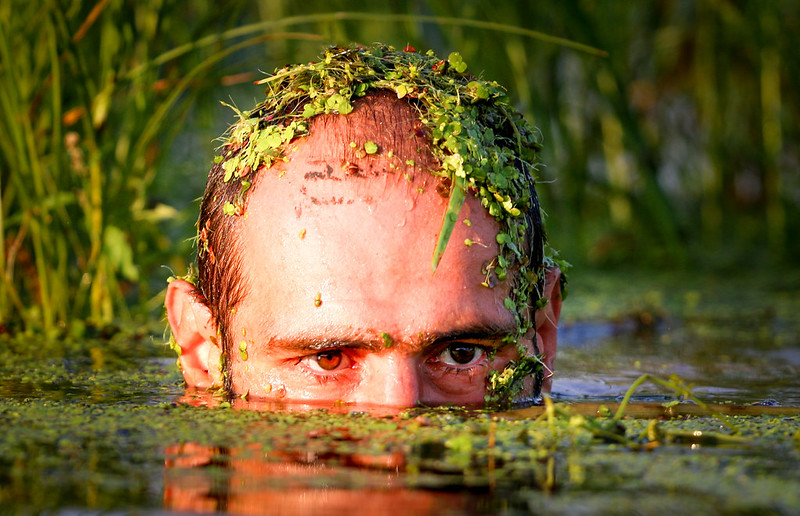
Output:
[{"xmin": 166, "ymin": 104, "xmax": 560, "ymax": 408}]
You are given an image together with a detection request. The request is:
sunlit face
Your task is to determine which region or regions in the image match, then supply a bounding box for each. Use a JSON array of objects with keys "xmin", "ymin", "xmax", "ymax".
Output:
[{"xmin": 224, "ymin": 128, "xmax": 533, "ymax": 408}]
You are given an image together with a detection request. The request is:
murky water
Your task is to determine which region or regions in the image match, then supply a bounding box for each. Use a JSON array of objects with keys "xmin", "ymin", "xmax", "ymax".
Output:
[
  {"xmin": 554, "ymin": 318, "xmax": 800, "ymax": 405},
  {"xmin": 1, "ymin": 271, "xmax": 799, "ymax": 515}
]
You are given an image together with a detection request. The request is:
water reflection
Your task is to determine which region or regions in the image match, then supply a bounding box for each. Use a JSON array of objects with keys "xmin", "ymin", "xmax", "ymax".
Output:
[
  {"xmin": 163, "ymin": 442, "xmax": 470, "ymax": 515},
  {"xmin": 553, "ymin": 319, "xmax": 800, "ymax": 404},
  {"xmin": 163, "ymin": 391, "xmax": 555, "ymax": 514},
  {"xmin": 177, "ymin": 388, "xmax": 486, "ymax": 416},
  {"xmin": 2, "ymin": 290, "xmax": 799, "ymax": 514}
]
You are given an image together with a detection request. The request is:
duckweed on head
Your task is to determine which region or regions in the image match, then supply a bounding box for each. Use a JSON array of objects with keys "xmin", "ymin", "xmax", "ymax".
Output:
[
  {"xmin": 202, "ymin": 44, "xmax": 571, "ymax": 404},
  {"xmin": 380, "ymin": 332, "xmax": 394, "ymax": 349}
]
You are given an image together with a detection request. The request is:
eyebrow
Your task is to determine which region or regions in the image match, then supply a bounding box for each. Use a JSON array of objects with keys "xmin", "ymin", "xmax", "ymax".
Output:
[{"xmin": 264, "ymin": 321, "xmax": 516, "ymax": 355}]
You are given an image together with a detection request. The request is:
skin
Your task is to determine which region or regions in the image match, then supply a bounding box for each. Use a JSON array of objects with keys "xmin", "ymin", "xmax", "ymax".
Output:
[{"xmin": 166, "ymin": 101, "xmax": 561, "ymax": 409}]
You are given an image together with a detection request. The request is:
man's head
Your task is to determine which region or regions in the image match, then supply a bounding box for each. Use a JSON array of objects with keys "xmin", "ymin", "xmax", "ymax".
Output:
[{"xmin": 166, "ymin": 45, "xmax": 563, "ymax": 409}]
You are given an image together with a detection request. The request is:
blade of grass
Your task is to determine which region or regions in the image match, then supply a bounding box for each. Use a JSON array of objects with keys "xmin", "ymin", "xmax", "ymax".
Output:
[
  {"xmin": 132, "ymin": 32, "xmax": 323, "ymax": 168},
  {"xmin": 125, "ymin": 12, "xmax": 606, "ymax": 79},
  {"xmin": 432, "ymin": 173, "xmax": 466, "ymax": 273}
]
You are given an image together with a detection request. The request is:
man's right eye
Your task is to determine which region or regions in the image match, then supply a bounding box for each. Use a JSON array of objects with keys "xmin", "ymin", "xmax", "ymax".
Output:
[{"xmin": 304, "ymin": 350, "xmax": 346, "ymax": 372}]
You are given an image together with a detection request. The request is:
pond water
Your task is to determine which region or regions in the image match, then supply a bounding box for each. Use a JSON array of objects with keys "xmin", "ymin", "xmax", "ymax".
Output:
[{"xmin": 1, "ymin": 270, "xmax": 799, "ymax": 515}]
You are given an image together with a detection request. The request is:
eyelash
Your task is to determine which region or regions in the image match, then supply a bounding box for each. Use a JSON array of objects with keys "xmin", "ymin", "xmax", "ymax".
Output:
[
  {"xmin": 439, "ymin": 365, "xmax": 472, "ymax": 376},
  {"xmin": 312, "ymin": 373, "xmax": 340, "ymax": 385}
]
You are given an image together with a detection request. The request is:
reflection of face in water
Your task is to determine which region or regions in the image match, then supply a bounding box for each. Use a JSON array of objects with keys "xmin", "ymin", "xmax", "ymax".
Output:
[
  {"xmin": 166, "ymin": 93, "xmax": 562, "ymax": 409},
  {"xmin": 162, "ymin": 393, "xmax": 565, "ymax": 512},
  {"xmin": 164, "ymin": 444, "xmax": 472, "ymax": 514},
  {"xmin": 163, "ymin": 396, "xmax": 471, "ymax": 514}
]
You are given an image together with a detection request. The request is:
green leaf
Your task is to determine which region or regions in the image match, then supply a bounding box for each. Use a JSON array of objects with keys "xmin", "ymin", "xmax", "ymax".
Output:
[
  {"xmin": 326, "ymin": 94, "xmax": 344, "ymax": 109},
  {"xmin": 103, "ymin": 226, "xmax": 138, "ymax": 281},
  {"xmin": 337, "ymin": 98, "xmax": 353, "ymax": 114},
  {"xmin": 240, "ymin": 180, "xmax": 251, "ymax": 195},
  {"xmin": 467, "ymin": 80, "xmax": 491, "ymax": 100},
  {"xmin": 364, "ymin": 141, "xmax": 378, "ymax": 154},
  {"xmin": 396, "ymin": 83, "xmax": 409, "ymax": 98},
  {"xmin": 302, "ymin": 103, "xmax": 318, "ymax": 118},
  {"xmin": 448, "ymin": 52, "xmax": 468, "ymax": 73},
  {"xmin": 222, "ymin": 159, "xmax": 237, "ymax": 182},
  {"xmin": 354, "ymin": 82, "xmax": 369, "ymax": 96},
  {"xmin": 256, "ymin": 129, "xmax": 283, "ymax": 152},
  {"xmin": 432, "ymin": 173, "xmax": 466, "ymax": 273},
  {"xmin": 496, "ymin": 233, "xmax": 512, "ymax": 245}
]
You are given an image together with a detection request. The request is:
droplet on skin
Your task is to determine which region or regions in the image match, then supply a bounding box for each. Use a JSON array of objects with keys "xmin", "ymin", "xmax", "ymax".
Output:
[{"xmin": 275, "ymin": 385, "xmax": 287, "ymax": 398}]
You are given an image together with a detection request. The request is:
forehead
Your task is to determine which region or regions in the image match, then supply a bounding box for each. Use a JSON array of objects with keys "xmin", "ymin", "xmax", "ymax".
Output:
[{"xmin": 233, "ymin": 104, "xmax": 512, "ymax": 338}]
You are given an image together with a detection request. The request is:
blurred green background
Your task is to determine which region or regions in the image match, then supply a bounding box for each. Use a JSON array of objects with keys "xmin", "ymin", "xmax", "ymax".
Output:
[{"xmin": 1, "ymin": 0, "xmax": 797, "ymax": 335}]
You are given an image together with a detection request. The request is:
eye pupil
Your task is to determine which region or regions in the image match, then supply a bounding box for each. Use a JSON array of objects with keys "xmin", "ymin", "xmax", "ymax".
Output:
[
  {"xmin": 316, "ymin": 350, "xmax": 342, "ymax": 371},
  {"xmin": 448, "ymin": 344, "xmax": 476, "ymax": 364}
]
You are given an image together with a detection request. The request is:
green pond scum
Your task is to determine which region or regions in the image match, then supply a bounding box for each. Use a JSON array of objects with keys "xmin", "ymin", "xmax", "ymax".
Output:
[
  {"xmin": 0, "ymin": 377, "xmax": 799, "ymax": 514},
  {"xmin": 0, "ymin": 345, "xmax": 799, "ymax": 513},
  {"xmin": 2, "ymin": 270, "xmax": 799, "ymax": 514}
]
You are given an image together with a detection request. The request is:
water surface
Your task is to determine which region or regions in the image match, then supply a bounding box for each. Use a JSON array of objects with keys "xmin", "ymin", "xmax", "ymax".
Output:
[{"xmin": 2, "ymin": 269, "xmax": 799, "ymax": 515}]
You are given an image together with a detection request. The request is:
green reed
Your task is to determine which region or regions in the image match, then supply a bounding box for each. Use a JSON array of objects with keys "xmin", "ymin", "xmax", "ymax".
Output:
[
  {"xmin": 0, "ymin": 2, "xmax": 603, "ymax": 335},
  {"xmin": 0, "ymin": 1, "xmax": 322, "ymax": 334}
]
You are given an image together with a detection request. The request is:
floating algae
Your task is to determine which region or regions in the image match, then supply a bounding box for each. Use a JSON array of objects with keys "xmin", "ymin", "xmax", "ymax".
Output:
[{"xmin": 2, "ymin": 270, "xmax": 799, "ymax": 513}]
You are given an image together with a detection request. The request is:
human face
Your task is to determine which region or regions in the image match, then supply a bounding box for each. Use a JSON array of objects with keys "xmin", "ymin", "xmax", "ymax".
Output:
[{"xmin": 225, "ymin": 137, "xmax": 534, "ymax": 409}]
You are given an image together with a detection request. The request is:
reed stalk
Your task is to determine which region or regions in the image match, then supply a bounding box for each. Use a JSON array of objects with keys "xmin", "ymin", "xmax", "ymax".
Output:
[
  {"xmin": 0, "ymin": 2, "xmax": 323, "ymax": 334},
  {"xmin": 1, "ymin": 1, "xmax": 796, "ymax": 336}
]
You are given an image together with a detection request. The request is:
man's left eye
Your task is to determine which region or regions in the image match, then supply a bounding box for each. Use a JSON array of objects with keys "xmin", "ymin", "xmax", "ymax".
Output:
[{"xmin": 440, "ymin": 344, "xmax": 485, "ymax": 367}]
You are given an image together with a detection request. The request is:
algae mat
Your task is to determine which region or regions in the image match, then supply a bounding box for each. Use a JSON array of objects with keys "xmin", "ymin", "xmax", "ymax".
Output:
[
  {"xmin": 0, "ymin": 352, "xmax": 799, "ymax": 515},
  {"xmin": 2, "ymin": 269, "xmax": 799, "ymax": 514}
]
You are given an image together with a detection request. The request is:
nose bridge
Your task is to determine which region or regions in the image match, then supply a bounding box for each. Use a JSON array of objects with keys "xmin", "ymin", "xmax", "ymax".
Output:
[{"xmin": 354, "ymin": 354, "xmax": 420, "ymax": 408}]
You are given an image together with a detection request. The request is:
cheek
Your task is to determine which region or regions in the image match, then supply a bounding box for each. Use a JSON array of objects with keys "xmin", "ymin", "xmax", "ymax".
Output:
[
  {"xmin": 228, "ymin": 360, "xmax": 288, "ymax": 398},
  {"xmin": 420, "ymin": 346, "xmax": 522, "ymax": 402},
  {"xmin": 424, "ymin": 361, "xmax": 490, "ymax": 396}
]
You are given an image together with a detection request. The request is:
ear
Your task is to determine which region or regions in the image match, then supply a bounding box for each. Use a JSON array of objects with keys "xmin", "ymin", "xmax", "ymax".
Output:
[
  {"xmin": 534, "ymin": 267, "xmax": 562, "ymax": 392},
  {"xmin": 165, "ymin": 279, "xmax": 223, "ymax": 390}
]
